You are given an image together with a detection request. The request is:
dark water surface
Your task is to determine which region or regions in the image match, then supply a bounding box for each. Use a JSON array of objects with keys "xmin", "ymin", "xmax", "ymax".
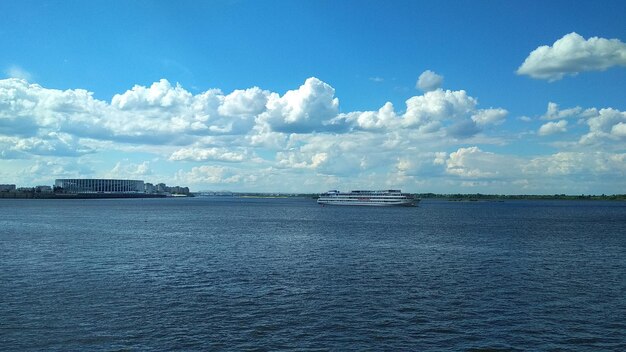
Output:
[{"xmin": 1, "ymin": 198, "xmax": 625, "ymax": 351}]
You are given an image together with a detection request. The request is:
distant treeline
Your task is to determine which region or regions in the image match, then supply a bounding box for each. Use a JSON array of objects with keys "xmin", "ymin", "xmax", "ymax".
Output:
[
  {"xmin": 415, "ymin": 193, "xmax": 626, "ymax": 201},
  {"xmin": 236, "ymin": 193, "xmax": 626, "ymax": 201}
]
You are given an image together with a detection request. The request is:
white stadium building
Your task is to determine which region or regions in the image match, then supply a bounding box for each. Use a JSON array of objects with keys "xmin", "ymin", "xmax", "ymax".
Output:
[{"xmin": 54, "ymin": 179, "xmax": 145, "ymax": 194}]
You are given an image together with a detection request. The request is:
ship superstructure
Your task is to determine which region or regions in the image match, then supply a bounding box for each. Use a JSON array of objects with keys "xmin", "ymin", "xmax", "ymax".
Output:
[{"xmin": 317, "ymin": 190, "xmax": 417, "ymax": 206}]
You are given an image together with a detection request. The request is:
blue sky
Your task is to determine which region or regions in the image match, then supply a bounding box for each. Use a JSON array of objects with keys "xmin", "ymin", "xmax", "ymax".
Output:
[{"xmin": 1, "ymin": 0, "xmax": 625, "ymax": 194}]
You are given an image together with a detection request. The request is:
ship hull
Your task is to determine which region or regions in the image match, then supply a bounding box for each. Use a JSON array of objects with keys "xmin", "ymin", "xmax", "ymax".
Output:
[
  {"xmin": 317, "ymin": 199, "xmax": 416, "ymax": 206},
  {"xmin": 317, "ymin": 190, "xmax": 418, "ymax": 206}
]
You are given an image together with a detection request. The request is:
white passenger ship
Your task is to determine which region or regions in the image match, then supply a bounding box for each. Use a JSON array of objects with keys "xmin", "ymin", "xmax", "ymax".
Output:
[{"xmin": 317, "ymin": 190, "xmax": 418, "ymax": 206}]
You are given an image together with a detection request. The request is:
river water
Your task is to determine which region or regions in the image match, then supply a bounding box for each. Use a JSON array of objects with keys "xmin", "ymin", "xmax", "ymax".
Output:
[{"xmin": 1, "ymin": 197, "xmax": 625, "ymax": 351}]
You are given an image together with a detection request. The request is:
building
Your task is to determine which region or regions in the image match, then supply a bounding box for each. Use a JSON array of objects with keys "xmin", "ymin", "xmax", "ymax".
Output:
[
  {"xmin": 151, "ymin": 183, "xmax": 190, "ymax": 196},
  {"xmin": 0, "ymin": 184, "xmax": 16, "ymax": 192},
  {"xmin": 55, "ymin": 179, "xmax": 145, "ymax": 194},
  {"xmin": 156, "ymin": 183, "xmax": 168, "ymax": 193},
  {"xmin": 144, "ymin": 182, "xmax": 156, "ymax": 194},
  {"xmin": 35, "ymin": 185, "xmax": 53, "ymax": 193}
]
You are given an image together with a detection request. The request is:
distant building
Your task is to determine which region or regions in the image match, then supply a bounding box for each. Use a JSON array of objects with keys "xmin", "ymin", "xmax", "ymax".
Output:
[
  {"xmin": 151, "ymin": 183, "xmax": 190, "ymax": 195},
  {"xmin": 0, "ymin": 184, "xmax": 16, "ymax": 192},
  {"xmin": 35, "ymin": 185, "xmax": 53, "ymax": 193},
  {"xmin": 145, "ymin": 182, "xmax": 156, "ymax": 194},
  {"xmin": 156, "ymin": 183, "xmax": 168, "ymax": 193},
  {"xmin": 169, "ymin": 186, "xmax": 190, "ymax": 195},
  {"xmin": 55, "ymin": 179, "xmax": 145, "ymax": 194}
]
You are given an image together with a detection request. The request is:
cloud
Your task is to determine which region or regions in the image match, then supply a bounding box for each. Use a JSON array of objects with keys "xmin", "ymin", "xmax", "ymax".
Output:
[
  {"xmin": 169, "ymin": 147, "xmax": 248, "ymax": 162},
  {"xmin": 403, "ymin": 89, "xmax": 476, "ymax": 133},
  {"xmin": 218, "ymin": 87, "xmax": 269, "ymax": 117},
  {"xmin": 445, "ymin": 147, "xmax": 505, "ymax": 178},
  {"xmin": 0, "ymin": 132, "xmax": 93, "ymax": 159},
  {"xmin": 257, "ymin": 77, "xmax": 340, "ymax": 133},
  {"xmin": 543, "ymin": 102, "xmax": 582, "ymax": 120},
  {"xmin": 391, "ymin": 152, "xmax": 448, "ymax": 179},
  {"xmin": 471, "ymin": 108, "xmax": 508, "ymax": 126},
  {"xmin": 110, "ymin": 80, "xmax": 267, "ymax": 138},
  {"xmin": 612, "ymin": 122, "xmax": 626, "ymax": 137},
  {"xmin": 446, "ymin": 120, "xmax": 480, "ymax": 139},
  {"xmin": 517, "ymin": 32, "xmax": 626, "ymax": 81},
  {"xmin": 175, "ymin": 165, "xmax": 243, "ymax": 185},
  {"xmin": 0, "ymin": 77, "xmax": 506, "ymax": 161},
  {"xmin": 579, "ymin": 108, "xmax": 626, "ymax": 144},
  {"xmin": 538, "ymin": 120, "xmax": 568, "ymax": 136},
  {"xmin": 280, "ymin": 132, "xmax": 408, "ymax": 178},
  {"xmin": 332, "ymin": 87, "xmax": 506, "ymax": 140},
  {"xmin": 112, "ymin": 79, "xmax": 193, "ymax": 110},
  {"xmin": 440, "ymin": 147, "xmax": 626, "ymax": 193},
  {"xmin": 280, "ymin": 134, "xmax": 367, "ymax": 176},
  {"xmin": 276, "ymin": 151, "xmax": 328, "ymax": 169},
  {"xmin": 416, "ymin": 70, "xmax": 444, "ymax": 92},
  {"xmin": 519, "ymin": 116, "xmax": 533, "ymax": 122},
  {"xmin": 4, "ymin": 65, "xmax": 33, "ymax": 81},
  {"xmin": 524, "ymin": 152, "xmax": 626, "ymax": 177},
  {"xmin": 535, "ymin": 102, "xmax": 626, "ymax": 143},
  {"xmin": 2, "ymin": 76, "xmax": 624, "ymax": 194},
  {"xmin": 0, "ymin": 78, "xmax": 113, "ymax": 143},
  {"xmin": 21, "ymin": 159, "xmax": 95, "ymax": 183},
  {"xmin": 0, "ymin": 78, "xmax": 260, "ymax": 151},
  {"xmin": 108, "ymin": 161, "xmax": 153, "ymax": 178},
  {"xmin": 337, "ymin": 102, "xmax": 398, "ymax": 131},
  {"xmin": 110, "ymin": 80, "xmax": 239, "ymax": 138}
]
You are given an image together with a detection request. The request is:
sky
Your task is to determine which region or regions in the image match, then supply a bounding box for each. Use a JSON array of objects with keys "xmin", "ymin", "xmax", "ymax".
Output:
[{"xmin": 1, "ymin": 0, "xmax": 625, "ymax": 194}]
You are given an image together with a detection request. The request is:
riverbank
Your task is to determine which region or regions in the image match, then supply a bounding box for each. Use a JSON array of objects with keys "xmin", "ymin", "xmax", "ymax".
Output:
[
  {"xmin": 416, "ymin": 193, "xmax": 626, "ymax": 201},
  {"xmin": 0, "ymin": 192, "xmax": 168, "ymax": 199}
]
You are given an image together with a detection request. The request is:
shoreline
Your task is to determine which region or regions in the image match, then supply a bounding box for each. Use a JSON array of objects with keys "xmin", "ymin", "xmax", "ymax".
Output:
[
  {"xmin": 1, "ymin": 192, "xmax": 624, "ymax": 201},
  {"xmin": 0, "ymin": 192, "xmax": 170, "ymax": 199}
]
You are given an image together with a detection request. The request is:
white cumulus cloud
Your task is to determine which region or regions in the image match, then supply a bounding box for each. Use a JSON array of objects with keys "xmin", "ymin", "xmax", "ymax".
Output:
[
  {"xmin": 218, "ymin": 87, "xmax": 269, "ymax": 117},
  {"xmin": 335, "ymin": 88, "xmax": 506, "ymax": 139},
  {"xmin": 175, "ymin": 165, "xmax": 243, "ymax": 185},
  {"xmin": 276, "ymin": 151, "xmax": 328, "ymax": 169},
  {"xmin": 446, "ymin": 146, "xmax": 503, "ymax": 178},
  {"xmin": 169, "ymin": 147, "xmax": 248, "ymax": 162},
  {"xmin": 538, "ymin": 120, "xmax": 568, "ymax": 136},
  {"xmin": 404, "ymin": 89, "xmax": 476, "ymax": 127},
  {"xmin": 611, "ymin": 122, "xmax": 626, "ymax": 137},
  {"xmin": 543, "ymin": 102, "xmax": 583, "ymax": 120},
  {"xmin": 579, "ymin": 108, "xmax": 626, "ymax": 144},
  {"xmin": 403, "ymin": 89, "xmax": 483, "ymax": 139},
  {"xmin": 2, "ymin": 76, "xmax": 624, "ymax": 194},
  {"xmin": 416, "ymin": 70, "xmax": 444, "ymax": 92},
  {"xmin": 517, "ymin": 32, "xmax": 626, "ymax": 81},
  {"xmin": 471, "ymin": 108, "xmax": 508, "ymax": 126},
  {"xmin": 337, "ymin": 102, "xmax": 399, "ymax": 131},
  {"xmin": 108, "ymin": 161, "xmax": 153, "ymax": 178},
  {"xmin": 524, "ymin": 152, "xmax": 626, "ymax": 178},
  {"xmin": 257, "ymin": 77, "xmax": 340, "ymax": 133}
]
